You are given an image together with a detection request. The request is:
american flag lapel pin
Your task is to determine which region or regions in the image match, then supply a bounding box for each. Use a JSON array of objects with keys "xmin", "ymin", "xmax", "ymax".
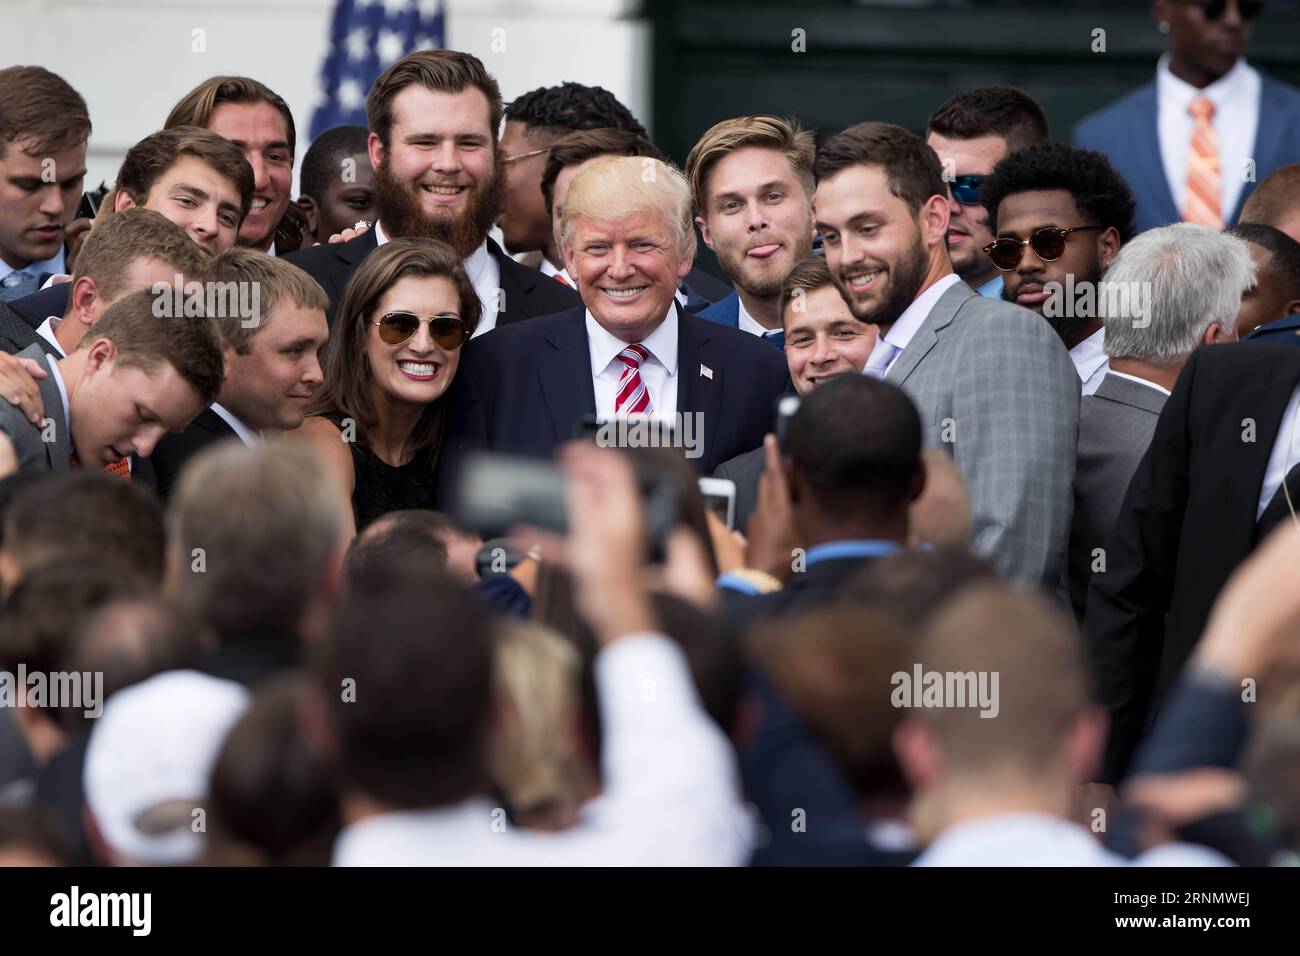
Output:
[{"xmin": 700, "ymin": 364, "xmax": 713, "ymax": 380}]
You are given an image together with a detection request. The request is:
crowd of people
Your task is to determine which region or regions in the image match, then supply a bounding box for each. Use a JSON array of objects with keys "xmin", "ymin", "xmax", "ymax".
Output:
[{"xmin": 2, "ymin": 0, "xmax": 1300, "ymax": 866}]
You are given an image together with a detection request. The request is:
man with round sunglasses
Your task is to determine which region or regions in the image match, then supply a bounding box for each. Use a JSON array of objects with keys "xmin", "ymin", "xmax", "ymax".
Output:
[
  {"xmin": 926, "ymin": 87, "xmax": 1049, "ymax": 301},
  {"xmin": 1074, "ymin": 0, "xmax": 1300, "ymax": 234},
  {"xmin": 980, "ymin": 142, "xmax": 1138, "ymax": 396}
]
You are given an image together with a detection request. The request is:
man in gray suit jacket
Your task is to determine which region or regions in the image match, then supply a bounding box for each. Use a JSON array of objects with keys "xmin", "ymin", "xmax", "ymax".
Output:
[
  {"xmin": 814, "ymin": 122, "xmax": 1078, "ymax": 587},
  {"xmin": 1066, "ymin": 223, "xmax": 1251, "ymax": 621},
  {"xmin": 0, "ymin": 345, "xmax": 70, "ymax": 472}
]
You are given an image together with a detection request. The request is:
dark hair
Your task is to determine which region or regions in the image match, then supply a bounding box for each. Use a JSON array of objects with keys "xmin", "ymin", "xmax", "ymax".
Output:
[
  {"xmin": 0, "ymin": 806, "xmax": 75, "ymax": 865},
  {"xmin": 653, "ymin": 593, "xmax": 741, "ymax": 734},
  {"xmin": 322, "ymin": 567, "xmax": 496, "ymax": 808},
  {"xmin": 788, "ymin": 375, "xmax": 923, "ymax": 515},
  {"xmin": 299, "ymin": 124, "xmax": 370, "ymax": 203},
  {"xmin": 540, "ymin": 128, "xmax": 664, "ymax": 217},
  {"xmin": 813, "ymin": 122, "xmax": 947, "ymax": 215},
  {"xmin": 367, "ymin": 50, "xmax": 502, "ymax": 149},
  {"xmin": 306, "ymin": 238, "xmax": 479, "ymax": 472},
  {"xmin": 206, "ymin": 676, "xmax": 340, "ymax": 866},
  {"xmin": 0, "ymin": 66, "xmax": 90, "ymax": 157},
  {"xmin": 70, "ymin": 598, "xmax": 207, "ymax": 706},
  {"xmin": 3, "ymin": 473, "xmax": 165, "ymax": 585},
  {"xmin": 80, "ymin": 289, "xmax": 225, "ymax": 405},
  {"xmin": 165, "ymin": 75, "xmax": 297, "ymax": 158},
  {"xmin": 927, "ymin": 86, "xmax": 1050, "ymax": 154},
  {"xmin": 981, "ymin": 141, "xmax": 1137, "ymax": 243},
  {"xmin": 343, "ymin": 509, "xmax": 452, "ymax": 593},
  {"xmin": 505, "ymin": 82, "xmax": 646, "ymax": 141},
  {"xmin": 116, "ymin": 126, "xmax": 255, "ymax": 224},
  {"xmin": 1227, "ymin": 222, "xmax": 1300, "ymax": 301},
  {"xmin": 0, "ymin": 559, "xmax": 152, "ymax": 730},
  {"xmin": 779, "ymin": 255, "xmax": 836, "ymax": 318},
  {"xmin": 841, "ymin": 549, "xmax": 1000, "ymax": 631}
]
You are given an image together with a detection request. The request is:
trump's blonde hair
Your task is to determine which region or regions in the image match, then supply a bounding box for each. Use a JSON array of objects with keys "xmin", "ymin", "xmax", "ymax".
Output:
[{"xmin": 560, "ymin": 155, "xmax": 696, "ymax": 261}]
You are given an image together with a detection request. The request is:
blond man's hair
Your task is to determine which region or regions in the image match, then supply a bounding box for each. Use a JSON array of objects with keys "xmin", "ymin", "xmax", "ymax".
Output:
[
  {"xmin": 560, "ymin": 155, "xmax": 696, "ymax": 260},
  {"xmin": 685, "ymin": 115, "xmax": 815, "ymax": 213}
]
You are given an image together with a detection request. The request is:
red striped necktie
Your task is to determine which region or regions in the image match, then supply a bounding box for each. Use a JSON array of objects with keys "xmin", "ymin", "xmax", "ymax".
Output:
[{"xmin": 614, "ymin": 344, "xmax": 653, "ymax": 416}]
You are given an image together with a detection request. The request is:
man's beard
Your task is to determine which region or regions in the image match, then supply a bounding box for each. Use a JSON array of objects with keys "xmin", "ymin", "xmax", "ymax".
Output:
[
  {"xmin": 717, "ymin": 230, "xmax": 815, "ymax": 299},
  {"xmin": 372, "ymin": 159, "xmax": 506, "ymax": 258},
  {"xmin": 839, "ymin": 231, "xmax": 930, "ymax": 328},
  {"xmin": 1003, "ymin": 267, "xmax": 1100, "ymax": 345}
]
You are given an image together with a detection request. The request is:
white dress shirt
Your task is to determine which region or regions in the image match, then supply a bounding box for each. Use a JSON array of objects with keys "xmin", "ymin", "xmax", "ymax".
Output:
[
  {"xmin": 36, "ymin": 316, "xmax": 65, "ymax": 358},
  {"xmin": 1258, "ymin": 383, "xmax": 1300, "ymax": 519},
  {"xmin": 1071, "ymin": 327, "xmax": 1109, "ymax": 396},
  {"xmin": 1105, "ymin": 369, "xmax": 1172, "ymax": 397},
  {"xmin": 587, "ymin": 306, "xmax": 679, "ymax": 422},
  {"xmin": 46, "ymin": 357, "xmax": 71, "ymax": 434},
  {"xmin": 373, "ymin": 221, "xmax": 501, "ymax": 339},
  {"xmin": 332, "ymin": 634, "xmax": 753, "ymax": 866},
  {"xmin": 539, "ymin": 257, "xmax": 562, "ymax": 279},
  {"xmin": 209, "ymin": 403, "xmax": 260, "ymax": 447},
  {"xmin": 1157, "ymin": 53, "xmax": 1260, "ymax": 220},
  {"xmin": 913, "ymin": 812, "xmax": 1230, "ymax": 867},
  {"xmin": 0, "ymin": 247, "xmax": 65, "ymax": 285},
  {"xmin": 870, "ymin": 273, "xmax": 964, "ymax": 377},
  {"xmin": 736, "ymin": 296, "xmax": 772, "ymax": 338}
]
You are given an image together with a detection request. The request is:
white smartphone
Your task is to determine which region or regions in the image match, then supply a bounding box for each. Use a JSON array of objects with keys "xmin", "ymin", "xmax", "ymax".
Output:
[{"xmin": 698, "ymin": 477, "xmax": 737, "ymax": 532}]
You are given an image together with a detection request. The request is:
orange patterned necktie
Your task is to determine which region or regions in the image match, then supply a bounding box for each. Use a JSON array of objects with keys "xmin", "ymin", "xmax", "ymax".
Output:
[
  {"xmin": 1183, "ymin": 96, "xmax": 1222, "ymax": 228},
  {"xmin": 68, "ymin": 450, "xmax": 131, "ymax": 479}
]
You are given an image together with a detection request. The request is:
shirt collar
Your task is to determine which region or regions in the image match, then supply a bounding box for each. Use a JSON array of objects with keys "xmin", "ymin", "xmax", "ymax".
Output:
[
  {"xmin": 209, "ymin": 402, "xmax": 260, "ymax": 446},
  {"xmin": 0, "ymin": 246, "xmax": 66, "ymax": 283},
  {"xmin": 1069, "ymin": 326, "xmax": 1108, "ymax": 383},
  {"xmin": 463, "ymin": 240, "xmax": 493, "ymax": 287},
  {"xmin": 36, "ymin": 316, "xmax": 65, "ymax": 358},
  {"xmin": 586, "ymin": 303, "xmax": 679, "ymax": 379},
  {"xmin": 1157, "ymin": 52, "xmax": 1253, "ymax": 113},
  {"xmin": 539, "ymin": 257, "xmax": 561, "ymax": 278},
  {"xmin": 882, "ymin": 273, "xmax": 964, "ymax": 353},
  {"xmin": 805, "ymin": 539, "xmax": 903, "ymax": 566},
  {"xmin": 373, "ymin": 220, "xmax": 390, "ymax": 247},
  {"xmin": 47, "ymin": 357, "xmax": 72, "ymax": 443},
  {"xmin": 975, "ymin": 273, "xmax": 1004, "ymax": 299}
]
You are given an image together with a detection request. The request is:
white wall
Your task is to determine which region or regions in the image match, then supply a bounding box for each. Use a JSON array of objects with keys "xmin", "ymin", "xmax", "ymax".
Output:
[{"xmin": 0, "ymin": 0, "xmax": 651, "ymax": 191}]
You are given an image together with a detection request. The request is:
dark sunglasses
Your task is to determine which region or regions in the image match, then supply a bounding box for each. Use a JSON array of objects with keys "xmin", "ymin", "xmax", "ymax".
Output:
[
  {"xmin": 1179, "ymin": 0, "xmax": 1263, "ymax": 20},
  {"xmin": 949, "ymin": 175, "xmax": 986, "ymax": 206},
  {"xmin": 983, "ymin": 225, "xmax": 1106, "ymax": 271},
  {"xmin": 373, "ymin": 311, "xmax": 470, "ymax": 349}
]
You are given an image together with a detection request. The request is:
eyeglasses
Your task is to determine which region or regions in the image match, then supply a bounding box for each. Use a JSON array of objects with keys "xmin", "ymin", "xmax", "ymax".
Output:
[
  {"xmin": 982, "ymin": 225, "xmax": 1106, "ymax": 271},
  {"xmin": 373, "ymin": 311, "xmax": 470, "ymax": 349},
  {"xmin": 949, "ymin": 175, "xmax": 986, "ymax": 206},
  {"xmin": 499, "ymin": 146, "xmax": 550, "ymax": 165},
  {"xmin": 1176, "ymin": 0, "xmax": 1263, "ymax": 20}
]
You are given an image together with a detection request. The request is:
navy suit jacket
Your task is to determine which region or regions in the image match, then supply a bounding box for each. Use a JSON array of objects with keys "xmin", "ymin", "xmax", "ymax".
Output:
[
  {"xmin": 6, "ymin": 284, "xmax": 70, "ymax": 331},
  {"xmin": 447, "ymin": 303, "xmax": 790, "ymax": 474},
  {"xmin": 1073, "ymin": 72, "xmax": 1300, "ymax": 233},
  {"xmin": 698, "ymin": 291, "xmax": 740, "ymax": 329},
  {"xmin": 1246, "ymin": 311, "xmax": 1300, "ymax": 346}
]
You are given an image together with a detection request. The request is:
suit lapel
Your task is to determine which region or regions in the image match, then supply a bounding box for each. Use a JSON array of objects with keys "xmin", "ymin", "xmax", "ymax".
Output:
[
  {"xmin": 676, "ymin": 307, "xmax": 722, "ymax": 463},
  {"xmin": 1129, "ymin": 83, "xmax": 1181, "ymax": 225},
  {"xmin": 491, "ymin": 239, "xmax": 544, "ymax": 327},
  {"xmin": 886, "ymin": 281, "xmax": 972, "ymax": 386},
  {"xmin": 31, "ymin": 351, "xmax": 69, "ymax": 471},
  {"xmin": 1239, "ymin": 78, "xmax": 1293, "ymax": 222},
  {"xmin": 536, "ymin": 309, "xmax": 597, "ymax": 443},
  {"xmin": 1220, "ymin": 352, "xmax": 1300, "ymax": 558}
]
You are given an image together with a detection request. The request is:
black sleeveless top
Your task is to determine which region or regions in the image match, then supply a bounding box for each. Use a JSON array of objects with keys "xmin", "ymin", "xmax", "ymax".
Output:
[{"xmin": 323, "ymin": 412, "xmax": 437, "ymax": 530}]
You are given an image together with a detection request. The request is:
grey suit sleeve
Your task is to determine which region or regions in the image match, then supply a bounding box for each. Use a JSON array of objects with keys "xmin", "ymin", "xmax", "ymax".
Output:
[
  {"xmin": 952, "ymin": 311, "xmax": 1080, "ymax": 588},
  {"xmin": 0, "ymin": 403, "xmax": 45, "ymax": 472}
]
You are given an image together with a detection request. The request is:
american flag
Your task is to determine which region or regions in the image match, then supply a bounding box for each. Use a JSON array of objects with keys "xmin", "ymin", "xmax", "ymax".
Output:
[{"xmin": 309, "ymin": 0, "xmax": 446, "ymax": 140}]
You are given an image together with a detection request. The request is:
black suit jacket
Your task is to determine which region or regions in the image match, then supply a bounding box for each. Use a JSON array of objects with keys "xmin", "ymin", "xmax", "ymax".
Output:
[
  {"xmin": 150, "ymin": 408, "xmax": 240, "ymax": 502},
  {"xmin": 447, "ymin": 303, "xmax": 790, "ymax": 475},
  {"xmin": 5, "ymin": 284, "xmax": 70, "ymax": 330},
  {"xmin": 284, "ymin": 232, "xmax": 579, "ymax": 328},
  {"xmin": 1085, "ymin": 342, "xmax": 1300, "ymax": 782},
  {"xmin": 0, "ymin": 300, "xmax": 42, "ymax": 354}
]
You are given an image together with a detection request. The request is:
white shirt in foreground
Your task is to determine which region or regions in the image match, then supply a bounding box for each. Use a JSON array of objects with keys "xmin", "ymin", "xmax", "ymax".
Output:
[
  {"xmin": 332, "ymin": 633, "xmax": 753, "ymax": 866},
  {"xmin": 587, "ymin": 306, "xmax": 679, "ymax": 422},
  {"xmin": 1258, "ymin": 383, "xmax": 1300, "ymax": 519},
  {"xmin": 913, "ymin": 812, "xmax": 1230, "ymax": 867},
  {"xmin": 1071, "ymin": 326, "xmax": 1109, "ymax": 396}
]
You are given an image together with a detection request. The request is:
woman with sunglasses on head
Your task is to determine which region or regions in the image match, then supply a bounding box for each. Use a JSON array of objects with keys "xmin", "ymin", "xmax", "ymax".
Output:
[
  {"xmin": 290, "ymin": 238, "xmax": 477, "ymax": 533},
  {"xmin": 1073, "ymin": 0, "xmax": 1299, "ymax": 235}
]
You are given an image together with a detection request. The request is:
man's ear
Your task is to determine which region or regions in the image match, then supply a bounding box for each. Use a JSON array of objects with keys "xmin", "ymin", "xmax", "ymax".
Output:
[
  {"xmin": 83, "ymin": 337, "xmax": 117, "ymax": 376},
  {"xmin": 113, "ymin": 189, "xmax": 137, "ymax": 213},
  {"xmin": 70, "ymin": 276, "xmax": 99, "ymax": 327},
  {"xmin": 367, "ymin": 132, "xmax": 385, "ymax": 173},
  {"xmin": 1283, "ymin": 297, "xmax": 1300, "ymax": 322},
  {"xmin": 909, "ymin": 458, "xmax": 928, "ymax": 505},
  {"xmin": 295, "ymin": 196, "xmax": 319, "ymax": 242},
  {"xmin": 696, "ymin": 214, "xmax": 714, "ymax": 251},
  {"xmin": 893, "ymin": 718, "xmax": 941, "ymax": 793},
  {"xmin": 922, "ymin": 193, "xmax": 950, "ymax": 250},
  {"xmin": 1098, "ymin": 226, "xmax": 1123, "ymax": 271}
]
